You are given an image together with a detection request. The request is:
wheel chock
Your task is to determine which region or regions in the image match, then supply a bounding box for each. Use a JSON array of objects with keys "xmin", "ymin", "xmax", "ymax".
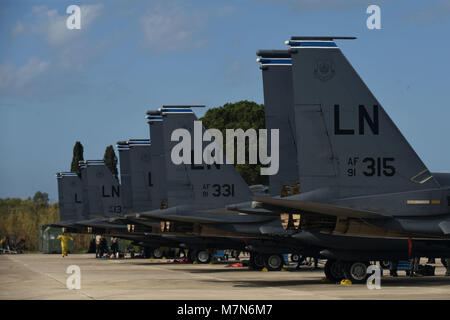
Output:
[
  {"xmin": 262, "ymin": 267, "xmax": 269, "ymax": 272},
  {"xmin": 193, "ymin": 261, "xmax": 198, "ymax": 264},
  {"xmin": 340, "ymin": 279, "xmax": 352, "ymax": 285},
  {"xmin": 281, "ymin": 268, "xmax": 287, "ymax": 272},
  {"xmin": 150, "ymin": 256, "xmax": 155, "ymax": 259},
  {"xmin": 162, "ymin": 256, "xmax": 166, "ymax": 260},
  {"xmin": 320, "ymin": 278, "xmax": 331, "ymax": 283},
  {"xmin": 209, "ymin": 261, "xmax": 214, "ymax": 264}
]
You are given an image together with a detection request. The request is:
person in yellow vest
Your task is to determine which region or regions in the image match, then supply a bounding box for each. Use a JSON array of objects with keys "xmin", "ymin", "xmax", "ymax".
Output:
[{"xmin": 57, "ymin": 233, "xmax": 73, "ymax": 257}]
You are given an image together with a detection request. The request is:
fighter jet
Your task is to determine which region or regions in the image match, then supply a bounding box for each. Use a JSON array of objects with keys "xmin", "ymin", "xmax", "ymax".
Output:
[
  {"xmin": 252, "ymin": 48, "xmax": 450, "ymax": 282},
  {"xmin": 247, "ymin": 37, "xmax": 450, "ymax": 240}
]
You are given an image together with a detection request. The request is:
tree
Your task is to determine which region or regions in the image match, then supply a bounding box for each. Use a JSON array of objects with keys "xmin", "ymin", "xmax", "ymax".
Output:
[
  {"xmin": 200, "ymin": 100, "xmax": 267, "ymax": 185},
  {"xmin": 70, "ymin": 141, "xmax": 84, "ymax": 175},
  {"xmin": 32, "ymin": 191, "xmax": 49, "ymax": 205},
  {"xmin": 103, "ymin": 145, "xmax": 118, "ymax": 179}
]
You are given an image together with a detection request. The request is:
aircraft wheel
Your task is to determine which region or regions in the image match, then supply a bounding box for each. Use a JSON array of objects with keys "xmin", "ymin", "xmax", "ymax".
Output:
[
  {"xmin": 291, "ymin": 253, "xmax": 301, "ymax": 263},
  {"xmin": 143, "ymin": 247, "xmax": 152, "ymax": 259},
  {"xmin": 324, "ymin": 260, "xmax": 345, "ymax": 282},
  {"xmin": 343, "ymin": 261, "xmax": 369, "ymax": 284},
  {"xmin": 250, "ymin": 252, "xmax": 265, "ymax": 270},
  {"xmin": 196, "ymin": 250, "xmax": 211, "ymax": 264},
  {"xmin": 264, "ymin": 254, "xmax": 284, "ymax": 271},
  {"xmin": 152, "ymin": 248, "xmax": 163, "ymax": 259}
]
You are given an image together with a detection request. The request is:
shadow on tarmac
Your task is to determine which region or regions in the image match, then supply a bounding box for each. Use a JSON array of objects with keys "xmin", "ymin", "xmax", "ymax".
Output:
[{"xmin": 196, "ymin": 276, "xmax": 450, "ymax": 288}]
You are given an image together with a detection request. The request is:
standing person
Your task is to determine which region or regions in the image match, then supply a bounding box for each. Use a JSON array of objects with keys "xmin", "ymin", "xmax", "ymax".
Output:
[
  {"xmin": 389, "ymin": 260, "xmax": 399, "ymax": 277},
  {"xmin": 127, "ymin": 243, "xmax": 135, "ymax": 258},
  {"xmin": 56, "ymin": 233, "xmax": 73, "ymax": 257},
  {"xmin": 110, "ymin": 237, "xmax": 119, "ymax": 258},
  {"xmin": 88, "ymin": 237, "xmax": 96, "ymax": 253},
  {"xmin": 99, "ymin": 235, "xmax": 108, "ymax": 258},
  {"xmin": 95, "ymin": 235, "xmax": 101, "ymax": 258},
  {"xmin": 5, "ymin": 236, "xmax": 11, "ymax": 252},
  {"xmin": 409, "ymin": 256, "xmax": 421, "ymax": 277}
]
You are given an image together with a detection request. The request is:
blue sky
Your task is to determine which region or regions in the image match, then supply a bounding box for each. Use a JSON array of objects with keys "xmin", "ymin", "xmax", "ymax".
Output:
[{"xmin": 1, "ymin": 0, "xmax": 450, "ymax": 201}]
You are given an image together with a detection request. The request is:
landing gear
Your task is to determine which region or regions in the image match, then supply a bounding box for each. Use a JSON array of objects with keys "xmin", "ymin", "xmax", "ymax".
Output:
[
  {"xmin": 187, "ymin": 250, "xmax": 211, "ymax": 263},
  {"xmin": 324, "ymin": 260, "xmax": 346, "ymax": 282},
  {"xmin": 264, "ymin": 254, "xmax": 284, "ymax": 271},
  {"xmin": 196, "ymin": 250, "xmax": 211, "ymax": 264},
  {"xmin": 343, "ymin": 261, "xmax": 370, "ymax": 283},
  {"xmin": 249, "ymin": 252, "xmax": 265, "ymax": 270},
  {"xmin": 291, "ymin": 253, "xmax": 300, "ymax": 263},
  {"xmin": 152, "ymin": 248, "xmax": 163, "ymax": 259}
]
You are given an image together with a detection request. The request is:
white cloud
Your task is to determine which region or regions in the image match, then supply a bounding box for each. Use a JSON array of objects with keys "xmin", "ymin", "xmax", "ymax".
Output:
[
  {"xmin": 141, "ymin": 1, "xmax": 205, "ymax": 51},
  {"xmin": 0, "ymin": 4, "xmax": 114, "ymax": 100},
  {"xmin": 0, "ymin": 57, "xmax": 50, "ymax": 92},
  {"xmin": 31, "ymin": 4, "xmax": 104, "ymax": 47}
]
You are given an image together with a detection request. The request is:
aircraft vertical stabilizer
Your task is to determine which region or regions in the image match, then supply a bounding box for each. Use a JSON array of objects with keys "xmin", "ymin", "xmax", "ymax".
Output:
[
  {"xmin": 286, "ymin": 37, "xmax": 439, "ymax": 197},
  {"xmin": 257, "ymin": 50, "xmax": 299, "ymax": 196}
]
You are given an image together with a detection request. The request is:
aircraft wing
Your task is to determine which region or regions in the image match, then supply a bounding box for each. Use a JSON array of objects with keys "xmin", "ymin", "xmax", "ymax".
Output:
[
  {"xmin": 75, "ymin": 220, "xmax": 128, "ymax": 230},
  {"xmin": 252, "ymin": 197, "xmax": 390, "ymax": 219},
  {"xmin": 136, "ymin": 212, "xmax": 229, "ymax": 224},
  {"xmin": 136, "ymin": 210, "xmax": 271, "ymax": 225},
  {"xmin": 47, "ymin": 222, "xmax": 74, "ymax": 228},
  {"xmin": 226, "ymin": 207, "xmax": 280, "ymax": 217}
]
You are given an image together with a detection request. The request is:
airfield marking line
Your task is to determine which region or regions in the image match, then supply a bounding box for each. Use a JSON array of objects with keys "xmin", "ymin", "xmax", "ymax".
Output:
[{"xmin": 5, "ymin": 255, "xmax": 95, "ymax": 300}]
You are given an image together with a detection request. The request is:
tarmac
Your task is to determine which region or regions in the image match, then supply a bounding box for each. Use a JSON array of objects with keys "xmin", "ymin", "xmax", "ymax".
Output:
[{"xmin": 1, "ymin": 254, "xmax": 450, "ymax": 300}]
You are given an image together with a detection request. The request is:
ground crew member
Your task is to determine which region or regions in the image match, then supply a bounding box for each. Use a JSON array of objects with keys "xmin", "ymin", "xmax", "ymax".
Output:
[
  {"xmin": 110, "ymin": 237, "xmax": 119, "ymax": 258},
  {"xmin": 99, "ymin": 235, "xmax": 108, "ymax": 258},
  {"xmin": 409, "ymin": 256, "xmax": 421, "ymax": 277},
  {"xmin": 95, "ymin": 235, "xmax": 101, "ymax": 258},
  {"xmin": 56, "ymin": 233, "xmax": 73, "ymax": 257}
]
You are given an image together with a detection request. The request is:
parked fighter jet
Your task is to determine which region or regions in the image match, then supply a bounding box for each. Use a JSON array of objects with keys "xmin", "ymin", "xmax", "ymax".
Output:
[
  {"xmin": 247, "ymin": 37, "xmax": 450, "ymax": 240},
  {"xmin": 253, "ymin": 48, "xmax": 450, "ymax": 282}
]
